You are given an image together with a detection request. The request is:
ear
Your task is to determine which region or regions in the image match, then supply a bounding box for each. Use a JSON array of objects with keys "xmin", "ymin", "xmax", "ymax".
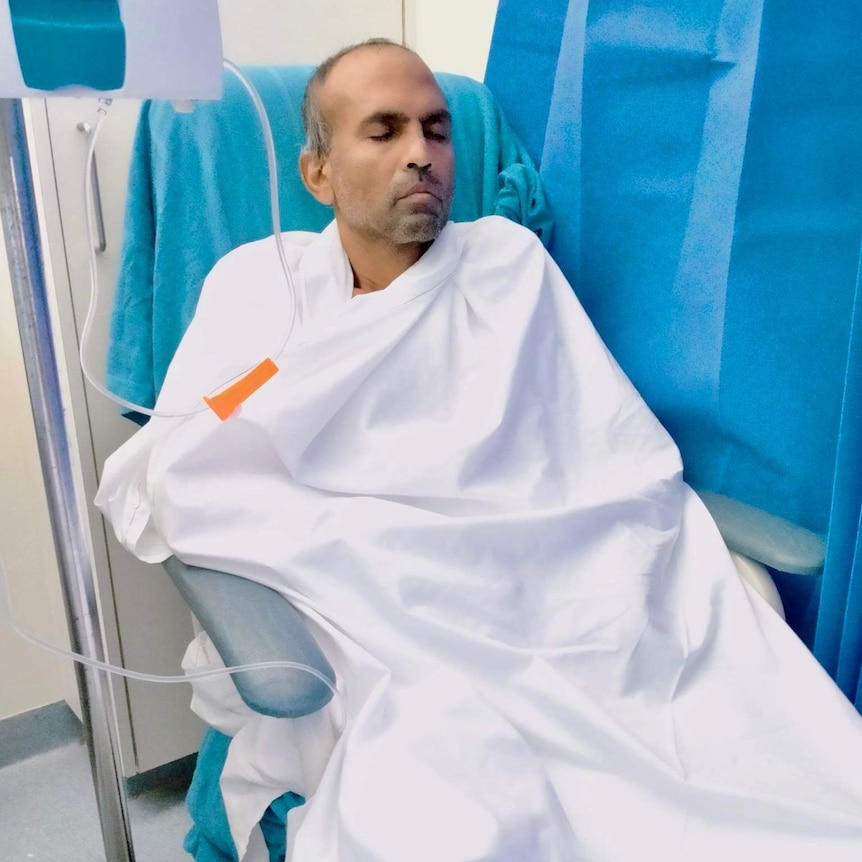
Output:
[{"xmin": 299, "ymin": 151, "xmax": 334, "ymax": 206}]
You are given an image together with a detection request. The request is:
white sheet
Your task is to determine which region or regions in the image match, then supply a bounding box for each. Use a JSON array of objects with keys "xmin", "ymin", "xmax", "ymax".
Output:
[{"xmin": 98, "ymin": 217, "xmax": 862, "ymax": 861}]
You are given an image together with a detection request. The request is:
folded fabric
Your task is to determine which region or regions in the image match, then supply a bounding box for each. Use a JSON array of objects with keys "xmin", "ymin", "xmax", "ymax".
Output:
[{"xmin": 107, "ymin": 66, "xmax": 551, "ymax": 414}]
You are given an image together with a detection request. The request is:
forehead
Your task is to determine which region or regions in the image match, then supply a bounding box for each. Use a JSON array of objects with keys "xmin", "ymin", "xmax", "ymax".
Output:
[{"xmin": 321, "ymin": 47, "xmax": 448, "ymax": 131}]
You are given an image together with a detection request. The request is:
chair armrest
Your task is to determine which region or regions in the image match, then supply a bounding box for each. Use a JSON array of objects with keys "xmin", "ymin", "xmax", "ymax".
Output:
[
  {"xmin": 162, "ymin": 556, "xmax": 335, "ymax": 718},
  {"xmin": 694, "ymin": 490, "xmax": 825, "ymax": 576}
]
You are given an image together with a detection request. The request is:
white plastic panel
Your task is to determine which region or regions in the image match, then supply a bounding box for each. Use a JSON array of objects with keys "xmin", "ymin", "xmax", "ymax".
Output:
[{"xmin": 0, "ymin": 0, "xmax": 223, "ymax": 99}]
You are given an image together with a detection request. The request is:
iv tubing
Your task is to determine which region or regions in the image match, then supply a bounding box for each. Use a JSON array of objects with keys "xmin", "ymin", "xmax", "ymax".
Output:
[{"xmin": 78, "ymin": 61, "xmax": 301, "ymax": 419}]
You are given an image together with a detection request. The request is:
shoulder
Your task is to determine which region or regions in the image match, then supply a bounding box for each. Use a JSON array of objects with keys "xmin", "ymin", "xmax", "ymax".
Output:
[
  {"xmin": 181, "ymin": 230, "xmax": 322, "ymax": 365},
  {"xmin": 448, "ymin": 215, "xmax": 543, "ymax": 249},
  {"xmin": 207, "ymin": 230, "xmax": 318, "ymax": 279},
  {"xmin": 196, "ymin": 230, "xmax": 321, "ymax": 316},
  {"xmin": 447, "ymin": 216, "xmax": 550, "ymax": 273},
  {"xmin": 440, "ymin": 216, "xmax": 563, "ymax": 308}
]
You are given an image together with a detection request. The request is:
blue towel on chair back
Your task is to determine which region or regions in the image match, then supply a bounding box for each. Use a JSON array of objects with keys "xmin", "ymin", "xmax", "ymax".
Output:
[{"xmin": 107, "ymin": 66, "xmax": 552, "ymax": 414}]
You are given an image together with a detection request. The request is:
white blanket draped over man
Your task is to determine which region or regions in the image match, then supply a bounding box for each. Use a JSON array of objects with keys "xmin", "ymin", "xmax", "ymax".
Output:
[{"xmin": 97, "ymin": 39, "xmax": 862, "ymax": 862}]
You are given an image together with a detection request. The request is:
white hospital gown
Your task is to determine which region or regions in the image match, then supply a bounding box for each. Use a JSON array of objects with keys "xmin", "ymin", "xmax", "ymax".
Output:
[{"xmin": 98, "ymin": 217, "xmax": 862, "ymax": 861}]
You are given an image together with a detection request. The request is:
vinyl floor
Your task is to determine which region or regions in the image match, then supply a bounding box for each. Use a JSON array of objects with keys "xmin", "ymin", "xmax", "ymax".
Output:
[{"xmin": 0, "ymin": 709, "xmax": 194, "ymax": 862}]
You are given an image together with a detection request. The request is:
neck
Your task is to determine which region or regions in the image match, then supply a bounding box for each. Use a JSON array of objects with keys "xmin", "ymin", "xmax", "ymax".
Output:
[{"xmin": 336, "ymin": 224, "xmax": 431, "ymax": 295}]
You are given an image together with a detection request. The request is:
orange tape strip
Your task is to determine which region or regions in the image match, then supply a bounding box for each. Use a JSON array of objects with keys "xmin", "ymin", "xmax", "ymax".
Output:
[{"xmin": 204, "ymin": 358, "xmax": 279, "ymax": 421}]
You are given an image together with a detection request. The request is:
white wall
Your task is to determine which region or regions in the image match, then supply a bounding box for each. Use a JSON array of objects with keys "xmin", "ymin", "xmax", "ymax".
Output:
[
  {"xmin": 405, "ymin": 0, "xmax": 499, "ymax": 80},
  {"xmin": 217, "ymin": 0, "xmax": 403, "ymax": 65},
  {"xmin": 0, "ymin": 235, "xmax": 73, "ymax": 721}
]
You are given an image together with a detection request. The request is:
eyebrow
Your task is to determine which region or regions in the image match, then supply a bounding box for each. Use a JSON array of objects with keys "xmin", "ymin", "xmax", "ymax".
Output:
[{"xmin": 360, "ymin": 109, "xmax": 452, "ymax": 128}]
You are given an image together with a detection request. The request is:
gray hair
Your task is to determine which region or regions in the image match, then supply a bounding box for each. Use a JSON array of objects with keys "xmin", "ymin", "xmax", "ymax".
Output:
[{"xmin": 301, "ymin": 38, "xmax": 416, "ymax": 159}]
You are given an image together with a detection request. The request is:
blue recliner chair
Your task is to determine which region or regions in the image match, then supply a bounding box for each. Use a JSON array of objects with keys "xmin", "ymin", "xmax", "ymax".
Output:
[{"xmin": 110, "ymin": 60, "xmax": 827, "ymax": 861}]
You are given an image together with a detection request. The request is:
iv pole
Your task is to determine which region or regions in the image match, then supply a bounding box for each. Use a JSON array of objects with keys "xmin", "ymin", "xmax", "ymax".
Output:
[{"xmin": 0, "ymin": 97, "xmax": 136, "ymax": 862}]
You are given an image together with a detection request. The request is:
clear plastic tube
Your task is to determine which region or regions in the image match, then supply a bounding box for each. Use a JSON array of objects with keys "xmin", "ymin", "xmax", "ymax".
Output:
[
  {"xmin": 0, "ymin": 549, "xmax": 343, "ymax": 724},
  {"xmin": 78, "ymin": 61, "xmax": 302, "ymax": 419}
]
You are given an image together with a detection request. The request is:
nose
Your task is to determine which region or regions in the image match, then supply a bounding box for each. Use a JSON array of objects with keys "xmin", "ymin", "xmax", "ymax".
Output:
[{"xmin": 403, "ymin": 123, "xmax": 432, "ymax": 175}]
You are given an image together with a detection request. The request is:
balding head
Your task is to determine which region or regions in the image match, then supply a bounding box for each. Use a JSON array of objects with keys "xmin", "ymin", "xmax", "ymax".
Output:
[{"xmin": 302, "ymin": 38, "xmax": 418, "ymax": 159}]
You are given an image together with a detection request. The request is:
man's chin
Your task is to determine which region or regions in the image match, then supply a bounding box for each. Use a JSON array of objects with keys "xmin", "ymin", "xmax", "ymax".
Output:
[{"xmin": 391, "ymin": 212, "xmax": 448, "ymax": 244}]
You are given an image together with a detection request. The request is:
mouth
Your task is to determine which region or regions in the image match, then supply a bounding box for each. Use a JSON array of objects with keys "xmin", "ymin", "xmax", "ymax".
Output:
[{"xmin": 398, "ymin": 183, "xmax": 441, "ymax": 203}]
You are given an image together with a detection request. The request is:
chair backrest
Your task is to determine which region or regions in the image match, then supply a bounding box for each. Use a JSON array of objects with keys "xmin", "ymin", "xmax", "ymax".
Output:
[{"xmin": 107, "ymin": 65, "xmax": 553, "ymax": 414}]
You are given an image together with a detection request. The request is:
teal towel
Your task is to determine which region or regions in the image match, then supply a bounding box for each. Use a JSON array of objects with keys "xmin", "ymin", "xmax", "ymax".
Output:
[
  {"xmin": 184, "ymin": 728, "xmax": 303, "ymax": 862},
  {"xmin": 107, "ymin": 66, "xmax": 552, "ymax": 414}
]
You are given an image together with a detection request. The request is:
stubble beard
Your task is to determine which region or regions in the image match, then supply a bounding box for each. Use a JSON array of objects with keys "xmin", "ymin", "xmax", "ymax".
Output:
[
  {"xmin": 387, "ymin": 178, "xmax": 454, "ymax": 244},
  {"xmin": 387, "ymin": 206, "xmax": 450, "ymax": 244},
  {"xmin": 335, "ymin": 178, "xmax": 454, "ymax": 247}
]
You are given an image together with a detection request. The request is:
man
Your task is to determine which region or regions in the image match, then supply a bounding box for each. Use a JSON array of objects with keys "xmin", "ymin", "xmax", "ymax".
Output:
[
  {"xmin": 298, "ymin": 38, "xmax": 455, "ymax": 295},
  {"xmin": 98, "ymin": 40, "xmax": 862, "ymax": 862}
]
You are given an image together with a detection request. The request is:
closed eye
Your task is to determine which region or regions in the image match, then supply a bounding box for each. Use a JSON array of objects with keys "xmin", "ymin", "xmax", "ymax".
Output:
[{"xmin": 423, "ymin": 117, "xmax": 451, "ymax": 142}]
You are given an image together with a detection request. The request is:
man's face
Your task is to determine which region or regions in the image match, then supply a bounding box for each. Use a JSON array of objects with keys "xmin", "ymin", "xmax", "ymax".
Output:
[{"xmin": 316, "ymin": 47, "xmax": 455, "ymax": 247}]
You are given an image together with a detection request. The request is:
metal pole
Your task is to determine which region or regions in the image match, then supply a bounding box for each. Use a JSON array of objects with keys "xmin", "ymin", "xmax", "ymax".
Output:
[{"xmin": 0, "ymin": 98, "xmax": 135, "ymax": 862}]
